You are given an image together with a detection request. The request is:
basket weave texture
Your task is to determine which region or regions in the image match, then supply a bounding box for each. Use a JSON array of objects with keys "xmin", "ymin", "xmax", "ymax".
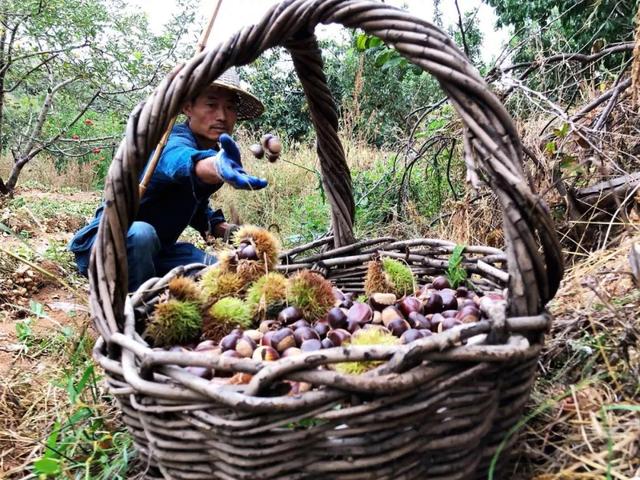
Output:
[{"xmin": 89, "ymin": 1, "xmax": 564, "ymax": 478}]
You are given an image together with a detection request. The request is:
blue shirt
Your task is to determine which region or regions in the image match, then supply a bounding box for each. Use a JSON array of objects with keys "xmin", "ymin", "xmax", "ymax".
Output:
[{"xmin": 68, "ymin": 122, "xmax": 226, "ymax": 254}]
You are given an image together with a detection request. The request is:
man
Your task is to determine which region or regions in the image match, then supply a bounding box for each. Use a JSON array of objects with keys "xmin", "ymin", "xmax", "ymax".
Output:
[{"xmin": 69, "ymin": 68, "xmax": 267, "ymax": 291}]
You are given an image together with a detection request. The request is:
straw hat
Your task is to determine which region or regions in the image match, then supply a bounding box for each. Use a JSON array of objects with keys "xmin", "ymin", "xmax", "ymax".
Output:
[{"xmin": 209, "ymin": 68, "xmax": 264, "ymax": 120}]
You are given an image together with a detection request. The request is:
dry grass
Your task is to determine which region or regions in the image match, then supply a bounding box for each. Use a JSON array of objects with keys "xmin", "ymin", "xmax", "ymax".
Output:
[
  {"xmin": 510, "ymin": 232, "xmax": 640, "ymax": 479},
  {"xmin": 0, "ymin": 155, "xmax": 102, "ymax": 192}
]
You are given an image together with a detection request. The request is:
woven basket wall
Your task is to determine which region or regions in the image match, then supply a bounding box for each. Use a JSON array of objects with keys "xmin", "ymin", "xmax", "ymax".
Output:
[{"xmin": 89, "ymin": 1, "xmax": 564, "ymax": 478}]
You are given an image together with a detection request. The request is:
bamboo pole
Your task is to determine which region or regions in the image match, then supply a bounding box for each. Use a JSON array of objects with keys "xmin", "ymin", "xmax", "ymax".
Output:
[{"xmin": 138, "ymin": 0, "xmax": 224, "ymax": 197}]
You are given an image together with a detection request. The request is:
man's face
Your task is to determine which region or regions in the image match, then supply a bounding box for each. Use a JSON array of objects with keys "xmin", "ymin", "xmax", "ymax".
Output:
[{"xmin": 183, "ymin": 86, "xmax": 238, "ymax": 143}]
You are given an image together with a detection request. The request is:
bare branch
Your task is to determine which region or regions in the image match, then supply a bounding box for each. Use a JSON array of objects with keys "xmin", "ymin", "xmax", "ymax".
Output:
[
  {"xmin": 1, "ymin": 54, "xmax": 58, "ymax": 93},
  {"xmin": 454, "ymin": 0, "xmax": 470, "ymax": 59}
]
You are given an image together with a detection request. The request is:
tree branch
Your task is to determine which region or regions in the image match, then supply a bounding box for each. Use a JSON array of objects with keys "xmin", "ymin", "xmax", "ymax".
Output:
[{"xmin": 454, "ymin": 0, "xmax": 470, "ymax": 59}]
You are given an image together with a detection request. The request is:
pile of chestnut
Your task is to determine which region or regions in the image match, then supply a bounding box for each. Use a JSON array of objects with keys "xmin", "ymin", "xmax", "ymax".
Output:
[{"xmin": 181, "ymin": 276, "xmax": 505, "ymax": 370}]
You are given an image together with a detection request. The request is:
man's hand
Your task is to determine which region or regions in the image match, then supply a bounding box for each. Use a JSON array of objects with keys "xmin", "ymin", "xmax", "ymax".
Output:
[
  {"xmin": 214, "ymin": 134, "xmax": 268, "ymax": 190},
  {"xmin": 211, "ymin": 222, "xmax": 240, "ymax": 243}
]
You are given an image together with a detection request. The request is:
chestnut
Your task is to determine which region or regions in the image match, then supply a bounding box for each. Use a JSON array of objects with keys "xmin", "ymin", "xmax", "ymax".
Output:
[
  {"xmin": 235, "ymin": 336, "xmax": 256, "ymax": 358},
  {"xmin": 300, "ymin": 339, "xmax": 323, "ymax": 352},
  {"xmin": 327, "ymin": 329, "xmax": 351, "ymax": 346},
  {"xmin": 332, "ymin": 287, "xmax": 345, "ymax": 302},
  {"xmin": 339, "ymin": 297, "xmax": 354, "ymax": 309},
  {"xmin": 195, "ymin": 340, "xmax": 217, "ymax": 351},
  {"xmin": 243, "ymin": 329, "xmax": 263, "ymax": 343},
  {"xmin": 441, "ymin": 317, "xmax": 462, "ymax": 331},
  {"xmin": 387, "ymin": 318, "xmax": 411, "ymax": 337},
  {"xmin": 346, "ymin": 318, "xmax": 362, "ymax": 334},
  {"xmin": 270, "ymin": 328, "xmax": 296, "ymax": 353},
  {"xmin": 321, "ymin": 338, "xmax": 335, "ymax": 349},
  {"xmin": 432, "ymin": 276, "xmax": 451, "ymax": 290},
  {"xmin": 418, "ymin": 328, "xmax": 433, "ymax": 337},
  {"xmin": 221, "ymin": 349, "xmax": 241, "ymax": 359},
  {"xmin": 220, "ymin": 333, "xmax": 240, "ymax": 352},
  {"xmin": 398, "ymin": 296, "xmax": 422, "ymax": 317},
  {"xmin": 252, "ymin": 346, "xmax": 280, "ymax": 361},
  {"xmin": 327, "ymin": 307, "xmax": 348, "ymax": 329},
  {"xmin": 258, "ymin": 320, "xmax": 278, "ymax": 333},
  {"xmin": 265, "ymin": 134, "xmax": 282, "ymax": 154},
  {"xmin": 291, "ymin": 319, "xmax": 311, "ymax": 330},
  {"xmin": 439, "ymin": 289, "xmax": 458, "ymax": 311},
  {"xmin": 249, "ymin": 143, "xmax": 264, "ymax": 159},
  {"xmin": 278, "ymin": 306, "xmax": 303, "ymax": 325},
  {"xmin": 456, "ymin": 286, "xmax": 469, "ymax": 298},
  {"xmin": 372, "ymin": 311, "xmax": 383, "ymax": 324},
  {"xmin": 441, "ymin": 309, "xmax": 459, "ymax": 319},
  {"xmin": 185, "ymin": 366, "xmax": 212, "ymax": 379},
  {"xmin": 282, "ymin": 347, "xmax": 302, "ymax": 357},
  {"xmin": 423, "ymin": 292, "xmax": 443, "ymax": 314},
  {"xmin": 430, "ymin": 313, "xmax": 445, "ymax": 332},
  {"xmin": 407, "ymin": 311, "xmax": 430, "ymax": 330},
  {"xmin": 238, "ymin": 244, "xmax": 258, "ymax": 260},
  {"xmin": 457, "ymin": 305, "xmax": 480, "ymax": 324},
  {"xmin": 369, "ymin": 293, "xmax": 397, "ymax": 311},
  {"xmin": 261, "ymin": 330, "xmax": 275, "ymax": 347},
  {"xmin": 294, "ymin": 326, "xmax": 320, "ymax": 346},
  {"xmin": 381, "ymin": 306, "xmax": 404, "ymax": 324},
  {"xmin": 313, "ymin": 321, "xmax": 330, "ymax": 338},
  {"xmin": 400, "ymin": 329, "xmax": 425, "ymax": 344},
  {"xmin": 347, "ymin": 302, "xmax": 373, "ymax": 324}
]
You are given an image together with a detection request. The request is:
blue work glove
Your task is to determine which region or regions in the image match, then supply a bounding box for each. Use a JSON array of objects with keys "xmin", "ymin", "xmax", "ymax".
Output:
[{"xmin": 215, "ymin": 134, "xmax": 268, "ymax": 190}]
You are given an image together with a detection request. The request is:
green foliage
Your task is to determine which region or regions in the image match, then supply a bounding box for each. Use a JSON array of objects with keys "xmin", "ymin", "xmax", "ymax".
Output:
[
  {"xmin": 381, "ymin": 258, "xmax": 415, "ymax": 297},
  {"xmin": 485, "ymin": 0, "xmax": 637, "ymax": 54},
  {"xmin": 0, "ymin": 0, "xmax": 199, "ymax": 191},
  {"xmin": 446, "ymin": 244, "xmax": 468, "ymax": 288},
  {"xmin": 31, "ymin": 326, "xmax": 133, "ymax": 479}
]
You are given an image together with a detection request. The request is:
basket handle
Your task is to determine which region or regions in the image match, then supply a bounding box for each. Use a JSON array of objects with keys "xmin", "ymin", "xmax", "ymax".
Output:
[{"xmin": 89, "ymin": 0, "xmax": 563, "ymax": 339}]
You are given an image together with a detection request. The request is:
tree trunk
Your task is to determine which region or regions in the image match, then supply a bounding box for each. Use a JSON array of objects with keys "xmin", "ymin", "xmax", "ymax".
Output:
[{"xmin": 4, "ymin": 157, "xmax": 28, "ymax": 192}]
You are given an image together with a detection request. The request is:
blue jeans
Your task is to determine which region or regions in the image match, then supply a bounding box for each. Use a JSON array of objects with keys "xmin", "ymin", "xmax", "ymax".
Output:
[{"xmin": 74, "ymin": 221, "xmax": 216, "ymax": 292}]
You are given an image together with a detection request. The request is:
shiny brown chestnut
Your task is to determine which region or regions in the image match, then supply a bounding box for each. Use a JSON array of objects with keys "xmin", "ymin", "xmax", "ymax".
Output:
[
  {"xmin": 270, "ymin": 328, "xmax": 296, "ymax": 352},
  {"xmin": 261, "ymin": 330, "xmax": 275, "ymax": 347},
  {"xmin": 300, "ymin": 339, "xmax": 323, "ymax": 352},
  {"xmin": 220, "ymin": 333, "xmax": 240, "ymax": 352},
  {"xmin": 381, "ymin": 305, "xmax": 404, "ymax": 325},
  {"xmin": 430, "ymin": 313, "xmax": 445, "ymax": 332},
  {"xmin": 439, "ymin": 289, "xmax": 458, "ymax": 311},
  {"xmin": 347, "ymin": 302, "xmax": 373, "ymax": 324},
  {"xmin": 369, "ymin": 293, "xmax": 397, "ymax": 311},
  {"xmin": 432, "ymin": 276, "xmax": 451, "ymax": 290},
  {"xmin": 313, "ymin": 321, "xmax": 330, "ymax": 338},
  {"xmin": 327, "ymin": 307, "xmax": 348, "ymax": 329},
  {"xmin": 195, "ymin": 340, "xmax": 217, "ymax": 351},
  {"xmin": 221, "ymin": 349, "xmax": 241, "ymax": 358},
  {"xmin": 321, "ymin": 338, "xmax": 335, "ymax": 349},
  {"xmin": 327, "ymin": 329, "xmax": 351, "ymax": 346},
  {"xmin": 252, "ymin": 346, "xmax": 280, "ymax": 361},
  {"xmin": 290, "ymin": 319, "xmax": 311, "ymax": 330},
  {"xmin": 398, "ymin": 296, "xmax": 422, "ymax": 317},
  {"xmin": 278, "ymin": 306, "xmax": 303, "ymax": 325},
  {"xmin": 294, "ymin": 326, "xmax": 320, "ymax": 346},
  {"xmin": 423, "ymin": 292, "xmax": 443, "ymax": 314},
  {"xmin": 235, "ymin": 336, "xmax": 256, "ymax": 358},
  {"xmin": 400, "ymin": 329, "xmax": 425, "ymax": 344},
  {"xmin": 282, "ymin": 347, "xmax": 302, "ymax": 357},
  {"xmin": 387, "ymin": 318, "xmax": 411, "ymax": 337},
  {"xmin": 407, "ymin": 311, "xmax": 430, "ymax": 330}
]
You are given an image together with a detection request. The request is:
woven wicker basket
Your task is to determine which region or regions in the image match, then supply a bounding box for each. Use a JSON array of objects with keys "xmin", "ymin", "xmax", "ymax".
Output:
[{"xmin": 89, "ymin": 1, "xmax": 564, "ymax": 478}]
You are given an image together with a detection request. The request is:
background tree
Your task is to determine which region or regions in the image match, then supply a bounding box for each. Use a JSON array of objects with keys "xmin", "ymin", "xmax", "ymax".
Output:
[{"xmin": 0, "ymin": 0, "xmax": 198, "ymax": 195}]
